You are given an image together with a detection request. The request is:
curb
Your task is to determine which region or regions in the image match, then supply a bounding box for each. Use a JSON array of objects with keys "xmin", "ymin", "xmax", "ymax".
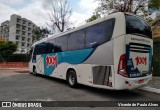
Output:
[{"xmin": 139, "ymin": 86, "xmax": 160, "ymax": 94}]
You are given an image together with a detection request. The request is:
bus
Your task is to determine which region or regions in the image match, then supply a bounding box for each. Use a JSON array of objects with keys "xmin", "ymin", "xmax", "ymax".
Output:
[{"xmin": 29, "ymin": 12, "xmax": 153, "ymax": 90}]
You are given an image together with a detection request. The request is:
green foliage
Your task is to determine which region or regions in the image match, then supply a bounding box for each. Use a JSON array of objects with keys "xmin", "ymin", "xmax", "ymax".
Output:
[
  {"xmin": 86, "ymin": 12, "xmax": 101, "ymax": 23},
  {"xmin": 149, "ymin": 0, "xmax": 160, "ymax": 10},
  {"xmin": 153, "ymin": 36, "xmax": 160, "ymax": 42},
  {"xmin": 32, "ymin": 27, "xmax": 51, "ymax": 41},
  {"xmin": 0, "ymin": 41, "xmax": 17, "ymax": 62},
  {"xmin": 153, "ymin": 42, "xmax": 160, "ymax": 76},
  {"xmin": 96, "ymin": 0, "xmax": 148, "ymax": 16}
]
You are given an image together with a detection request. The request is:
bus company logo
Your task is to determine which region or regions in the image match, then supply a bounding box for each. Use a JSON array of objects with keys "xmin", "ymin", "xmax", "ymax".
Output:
[
  {"xmin": 135, "ymin": 56, "xmax": 147, "ymax": 66},
  {"xmin": 2, "ymin": 102, "xmax": 11, "ymax": 107},
  {"xmin": 46, "ymin": 54, "xmax": 58, "ymax": 68}
]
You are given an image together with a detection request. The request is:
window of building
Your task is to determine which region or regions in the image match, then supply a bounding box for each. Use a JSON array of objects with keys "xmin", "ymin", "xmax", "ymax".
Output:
[
  {"xmin": 16, "ymin": 41, "xmax": 19, "ymax": 45},
  {"xmin": 28, "ymin": 22, "xmax": 31, "ymax": 26},
  {"xmin": 16, "ymin": 24, "xmax": 20, "ymax": 29},
  {"xmin": 22, "ymin": 32, "xmax": 26, "ymax": 35},
  {"xmin": 22, "ymin": 37, "xmax": 25, "ymax": 41},
  {"xmin": 21, "ymin": 43, "xmax": 25, "ymax": 47},
  {"xmin": 28, "ymin": 28, "xmax": 31, "ymax": 31},
  {"xmin": 28, "ymin": 38, "xmax": 30, "ymax": 42},
  {"xmin": 27, "ymin": 44, "xmax": 30, "ymax": 47},
  {"xmin": 17, "ymin": 18, "xmax": 21, "ymax": 23},
  {"xmin": 16, "ymin": 30, "xmax": 20, "ymax": 34},
  {"xmin": 16, "ymin": 35, "xmax": 19, "ymax": 40},
  {"xmin": 22, "ymin": 26, "xmax": 26, "ymax": 31},
  {"xmin": 22, "ymin": 20, "xmax": 26, "ymax": 25}
]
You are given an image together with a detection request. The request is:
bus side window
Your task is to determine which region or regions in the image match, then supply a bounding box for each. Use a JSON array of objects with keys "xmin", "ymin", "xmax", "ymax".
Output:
[
  {"xmin": 34, "ymin": 42, "xmax": 47, "ymax": 55},
  {"xmin": 68, "ymin": 32, "xmax": 77, "ymax": 51},
  {"xmin": 104, "ymin": 18, "xmax": 115, "ymax": 41},
  {"xmin": 46, "ymin": 42, "xmax": 55, "ymax": 53},
  {"xmin": 76, "ymin": 30, "xmax": 85, "ymax": 50},
  {"xmin": 85, "ymin": 18, "xmax": 115, "ymax": 49},
  {"xmin": 85, "ymin": 22, "xmax": 105, "ymax": 48},
  {"xmin": 55, "ymin": 36, "xmax": 67, "ymax": 52}
]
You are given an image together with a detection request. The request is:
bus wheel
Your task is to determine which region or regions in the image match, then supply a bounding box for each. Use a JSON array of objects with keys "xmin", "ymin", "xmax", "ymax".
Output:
[
  {"xmin": 33, "ymin": 66, "xmax": 37, "ymax": 76},
  {"xmin": 67, "ymin": 70, "xmax": 77, "ymax": 88}
]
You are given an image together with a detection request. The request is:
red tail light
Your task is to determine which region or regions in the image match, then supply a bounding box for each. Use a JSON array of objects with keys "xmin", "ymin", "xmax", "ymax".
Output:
[{"xmin": 118, "ymin": 54, "xmax": 128, "ymax": 77}]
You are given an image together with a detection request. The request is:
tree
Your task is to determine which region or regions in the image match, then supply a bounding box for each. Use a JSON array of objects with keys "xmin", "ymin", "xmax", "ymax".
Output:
[
  {"xmin": 32, "ymin": 27, "xmax": 51, "ymax": 42},
  {"xmin": 149, "ymin": 0, "xmax": 160, "ymax": 10},
  {"xmin": 96, "ymin": 0, "xmax": 148, "ymax": 15},
  {"xmin": 47, "ymin": 0, "xmax": 72, "ymax": 33},
  {"xmin": 86, "ymin": 11, "xmax": 101, "ymax": 23},
  {"xmin": 0, "ymin": 41, "xmax": 17, "ymax": 62}
]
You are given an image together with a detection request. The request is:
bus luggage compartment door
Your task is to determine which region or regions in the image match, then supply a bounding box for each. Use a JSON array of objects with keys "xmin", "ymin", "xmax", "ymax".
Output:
[{"xmin": 92, "ymin": 66, "xmax": 112, "ymax": 87}]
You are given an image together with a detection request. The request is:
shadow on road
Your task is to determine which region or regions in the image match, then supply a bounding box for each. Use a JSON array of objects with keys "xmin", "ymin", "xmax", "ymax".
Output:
[{"xmin": 33, "ymin": 73, "xmax": 142, "ymax": 101}]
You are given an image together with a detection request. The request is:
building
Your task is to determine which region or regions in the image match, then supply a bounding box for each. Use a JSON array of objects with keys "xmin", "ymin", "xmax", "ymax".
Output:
[
  {"xmin": 0, "ymin": 14, "xmax": 39, "ymax": 53},
  {"xmin": 0, "ymin": 20, "xmax": 9, "ymax": 41}
]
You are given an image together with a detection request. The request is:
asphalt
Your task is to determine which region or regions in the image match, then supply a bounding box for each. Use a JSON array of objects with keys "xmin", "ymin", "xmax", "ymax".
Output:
[
  {"xmin": 1, "ymin": 68, "xmax": 160, "ymax": 94},
  {"xmin": 0, "ymin": 69, "xmax": 159, "ymax": 110},
  {"xmin": 139, "ymin": 76, "xmax": 160, "ymax": 94}
]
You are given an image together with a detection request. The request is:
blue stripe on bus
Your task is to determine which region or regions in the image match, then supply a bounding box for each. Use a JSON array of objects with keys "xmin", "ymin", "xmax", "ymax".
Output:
[{"xmin": 41, "ymin": 48, "xmax": 95, "ymax": 76}]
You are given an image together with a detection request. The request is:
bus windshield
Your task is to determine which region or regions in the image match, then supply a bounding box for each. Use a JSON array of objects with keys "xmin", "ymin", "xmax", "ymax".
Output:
[{"xmin": 125, "ymin": 15, "xmax": 152, "ymax": 39}]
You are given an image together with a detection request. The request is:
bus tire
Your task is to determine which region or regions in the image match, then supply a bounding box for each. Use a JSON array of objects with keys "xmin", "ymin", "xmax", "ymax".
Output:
[
  {"xmin": 33, "ymin": 66, "xmax": 37, "ymax": 76},
  {"xmin": 67, "ymin": 70, "xmax": 77, "ymax": 88}
]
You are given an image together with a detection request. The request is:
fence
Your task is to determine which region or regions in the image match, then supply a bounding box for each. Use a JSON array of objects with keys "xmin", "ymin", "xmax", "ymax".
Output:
[{"xmin": 0, "ymin": 54, "xmax": 29, "ymax": 68}]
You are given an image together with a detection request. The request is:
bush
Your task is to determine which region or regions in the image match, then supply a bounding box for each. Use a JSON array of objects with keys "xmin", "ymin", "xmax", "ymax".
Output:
[{"xmin": 153, "ymin": 42, "xmax": 160, "ymax": 76}]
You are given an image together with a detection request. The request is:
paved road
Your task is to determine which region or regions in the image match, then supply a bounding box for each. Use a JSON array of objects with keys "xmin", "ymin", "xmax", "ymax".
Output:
[{"xmin": 0, "ymin": 69, "xmax": 159, "ymax": 110}]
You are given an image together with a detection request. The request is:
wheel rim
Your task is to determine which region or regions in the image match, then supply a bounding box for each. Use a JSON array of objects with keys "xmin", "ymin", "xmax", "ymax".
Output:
[{"xmin": 69, "ymin": 73, "xmax": 75, "ymax": 85}]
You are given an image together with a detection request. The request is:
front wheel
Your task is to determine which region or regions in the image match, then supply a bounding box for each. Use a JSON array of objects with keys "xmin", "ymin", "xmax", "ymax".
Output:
[{"xmin": 67, "ymin": 70, "xmax": 77, "ymax": 88}]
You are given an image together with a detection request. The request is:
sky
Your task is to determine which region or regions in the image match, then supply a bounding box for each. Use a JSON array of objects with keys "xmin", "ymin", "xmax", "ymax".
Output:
[{"xmin": 0, "ymin": 0, "xmax": 99, "ymax": 29}]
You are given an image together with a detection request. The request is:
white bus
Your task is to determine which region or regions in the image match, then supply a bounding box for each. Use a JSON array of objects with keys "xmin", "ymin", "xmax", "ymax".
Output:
[{"xmin": 29, "ymin": 12, "xmax": 153, "ymax": 90}]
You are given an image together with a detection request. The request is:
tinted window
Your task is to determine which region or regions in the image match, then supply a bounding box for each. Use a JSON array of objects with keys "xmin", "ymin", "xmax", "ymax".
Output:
[
  {"xmin": 68, "ymin": 30, "xmax": 85, "ymax": 51},
  {"xmin": 55, "ymin": 36, "xmax": 68, "ymax": 52},
  {"xmin": 125, "ymin": 15, "xmax": 152, "ymax": 38},
  {"xmin": 68, "ymin": 33, "xmax": 77, "ymax": 51},
  {"xmin": 77, "ymin": 30, "xmax": 85, "ymax": 49},
  {"xmin": 85, "ymin": 18, "xmax": 115, "ymax": 48},
  {"xmin": 34, "ymin": 42, "xmax": 47, "ymax": 55},
  {"xmin": 46, "ymin": 42, "xmax": 55, "ymax": 53},
  {"xmin": 104, "ymin": 18, "xmax": 115, "ymax": 41}
]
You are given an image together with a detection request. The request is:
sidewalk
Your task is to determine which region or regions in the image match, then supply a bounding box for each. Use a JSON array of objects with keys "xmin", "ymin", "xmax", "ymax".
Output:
[{"xmin": 139, "ymin": 76, "xmax": 160, "ymax": 94}]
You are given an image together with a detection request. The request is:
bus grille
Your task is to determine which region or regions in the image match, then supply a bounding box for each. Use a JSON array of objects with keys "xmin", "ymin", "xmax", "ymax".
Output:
[
  {"xmin": 92, "ymin": 66, "xmax": 112, "ymax": 86},
  {"xmin": 129, "ymin": 43, "xmax": 151, "ymax": 53}
]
